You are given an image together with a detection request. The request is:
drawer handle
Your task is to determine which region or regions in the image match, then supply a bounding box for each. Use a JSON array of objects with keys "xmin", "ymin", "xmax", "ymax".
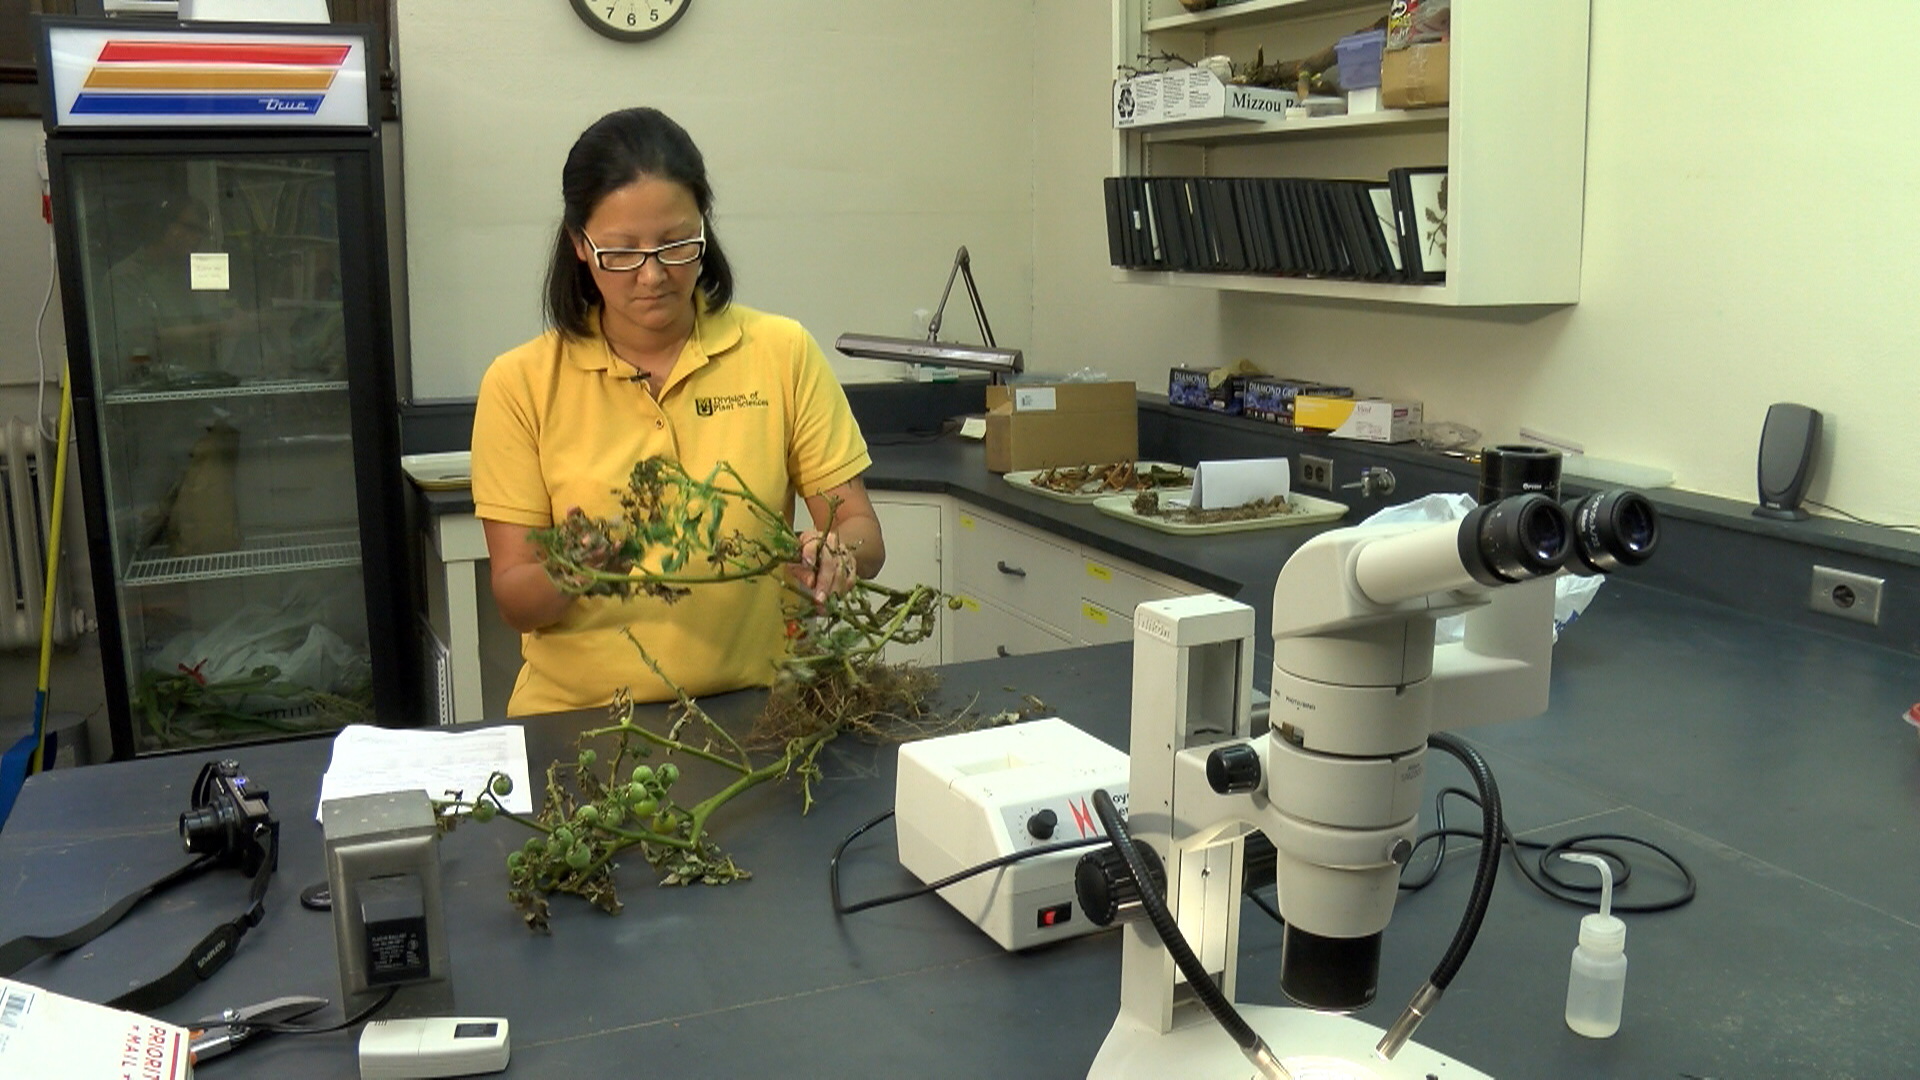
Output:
[
  {"xmin": 996, "ymin": 645, "xmax": 1013, "ymax": 658},
  {"xmin": 996, "ymin": 560, "xmax": 1027, "ymax": 578}
]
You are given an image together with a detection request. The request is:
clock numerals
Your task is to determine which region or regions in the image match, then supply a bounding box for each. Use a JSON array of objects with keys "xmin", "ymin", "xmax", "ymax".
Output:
[{"xmin": 573, "ymin": 0, "xmax": 689, "ymax": 42}]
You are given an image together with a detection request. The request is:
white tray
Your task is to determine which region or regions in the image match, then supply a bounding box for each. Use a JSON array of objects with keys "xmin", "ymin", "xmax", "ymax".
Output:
[
  {"xmin": 1092, "ymin": 491, "xmax": 1348, "ymax": 535},
  {"xmin": 401, "ymin": 451, "xmax": 471, "ymax": 491},
  {"xmin": 1003, "ymin": 461, "xmax": 1194, "ymax": 504}
]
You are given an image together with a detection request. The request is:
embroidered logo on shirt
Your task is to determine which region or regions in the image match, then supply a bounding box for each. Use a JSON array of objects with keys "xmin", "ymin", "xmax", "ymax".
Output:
[{"xmin": 695, "ymin": 391, "xmax": 769, "ymax": 417}]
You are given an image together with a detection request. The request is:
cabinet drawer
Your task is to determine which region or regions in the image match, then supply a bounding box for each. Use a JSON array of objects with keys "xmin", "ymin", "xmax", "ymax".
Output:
[
  {"xmin": 1079, "ymin": 554, "xmax": 1189, "ymax": 617},
  {"xmin": 947, "ymin": 593, "xmax": 1075, "ymax": 664},
  {"xmin": 951, "ymin": 509, "xmax": 1081, "ymax": 628},
  {"xmin": 1074, "ymin": 600, "xmax": 1134, "ymax": 646}
]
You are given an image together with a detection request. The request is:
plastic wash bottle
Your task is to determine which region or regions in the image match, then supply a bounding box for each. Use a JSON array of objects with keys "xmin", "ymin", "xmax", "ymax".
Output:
[{"xmin": 1561, "ymin": 852, "xmax": 1627, "ymax": 1038}]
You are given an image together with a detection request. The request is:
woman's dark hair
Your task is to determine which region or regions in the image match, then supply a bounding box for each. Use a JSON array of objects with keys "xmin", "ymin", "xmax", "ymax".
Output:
[{"xmin": 542, "ymin": 107, "xmax": 734, "ymax": 338}]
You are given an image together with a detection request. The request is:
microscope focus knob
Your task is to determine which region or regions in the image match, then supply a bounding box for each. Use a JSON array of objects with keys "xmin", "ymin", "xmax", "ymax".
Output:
[
  {"xmin": 1205, "ymin": 743, "xmax": 1263, "ymax": 794},
  {"xmin": 1026, "ymin": 809, "xmax": 1058, "ymax": 840},
  {"xmin": 1074, "ymin": 843, "xmax": 1167, "ymax": 928}
]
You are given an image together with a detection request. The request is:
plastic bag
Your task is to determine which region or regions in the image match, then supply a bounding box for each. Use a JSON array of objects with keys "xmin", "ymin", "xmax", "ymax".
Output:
[
  {"xmin": 1358, "ymin": 493, "xmax": 1602, "ymax": 642},
  {"xmin": 151, "ymin": 587, "xmax": 371, "ymax": 694}
]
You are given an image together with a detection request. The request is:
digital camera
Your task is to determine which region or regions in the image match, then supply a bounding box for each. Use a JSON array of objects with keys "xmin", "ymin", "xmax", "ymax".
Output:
[{"xmin": 179, "ymin": 759, "xmax": 277, "ymax": 874}]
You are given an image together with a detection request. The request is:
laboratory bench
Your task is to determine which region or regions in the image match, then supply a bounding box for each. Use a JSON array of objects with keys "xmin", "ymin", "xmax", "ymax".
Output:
[
  {"xmin": 407, "ymin": 386, "xmax": 1920, "ymax": 723},
  {"xmin": 2, "ymin": 580, "xmax": 1917, "ymax": 1077}
]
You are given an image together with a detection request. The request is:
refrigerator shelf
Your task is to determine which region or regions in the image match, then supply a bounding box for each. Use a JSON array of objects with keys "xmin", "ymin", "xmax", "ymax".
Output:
[
  {"xmin": 124, "ymin": 528, "xmax": 362, "ymax": 587},
  {"xmin": 104, "ymin": 377, "xmax": 350, "ymax": 406}
]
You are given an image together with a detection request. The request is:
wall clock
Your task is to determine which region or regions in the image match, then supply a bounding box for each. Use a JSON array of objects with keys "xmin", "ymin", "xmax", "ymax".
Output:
[{"xmin": 569, "ymin": 0, "xmax": 692, "ymax": 43}]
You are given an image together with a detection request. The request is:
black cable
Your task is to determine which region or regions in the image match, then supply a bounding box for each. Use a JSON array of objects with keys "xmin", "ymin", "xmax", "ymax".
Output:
[
  {"xmin": 1421, "ymin": 732, "xmax": 1502, "ymax": 992},
  {"xmin": 239, "ymin": 985, "xmax": 398, "ymax": 1036},
  {"xmin": 828, "ymin": 809, "xmax": 1109, "ymax": 916},
  {"xmin": 1803, "ymin": 500, "xmax": 1919, "ymax": 532},
  {"xmin": 1399, "ymin": 787, "xmax": 1696, "ymax": 914}
]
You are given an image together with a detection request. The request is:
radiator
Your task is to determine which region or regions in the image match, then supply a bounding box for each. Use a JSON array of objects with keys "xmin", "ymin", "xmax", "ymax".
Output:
[{"xmin": 0, "ymin": 418, "xmax": 74, "ymax": 650}]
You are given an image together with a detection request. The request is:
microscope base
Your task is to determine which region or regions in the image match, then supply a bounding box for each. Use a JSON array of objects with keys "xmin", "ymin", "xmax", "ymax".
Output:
[{"xmin": 1089, "ymin": 1005, "xmax": 1492, "ymax": 1080}]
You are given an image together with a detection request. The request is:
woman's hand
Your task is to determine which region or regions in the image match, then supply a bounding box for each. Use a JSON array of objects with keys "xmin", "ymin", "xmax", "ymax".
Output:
[{"xmin": 788, "ymin": 529, "xmax": 859, "ymax": 604}]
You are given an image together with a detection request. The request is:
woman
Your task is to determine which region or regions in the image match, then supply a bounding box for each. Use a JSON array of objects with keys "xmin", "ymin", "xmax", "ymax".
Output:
[{"xmin": 471, "ymin": 107, "xmax": 884, "ymax": 716}]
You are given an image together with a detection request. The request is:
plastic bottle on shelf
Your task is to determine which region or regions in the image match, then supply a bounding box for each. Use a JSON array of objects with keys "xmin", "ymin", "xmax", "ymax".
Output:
[{"xmin": 1562, "ymin": 852, "xmax": 1627, "ymax": 1038}]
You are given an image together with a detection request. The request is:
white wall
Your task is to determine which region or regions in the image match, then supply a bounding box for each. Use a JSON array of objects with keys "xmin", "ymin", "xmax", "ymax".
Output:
[
  {"xmin": 1030, "ymin": 1, "xmax": 1920, "ymax": 524},
  {"xmin": 396, "ymin": 0, "xmax": 1036, "ymax": 399},
  {"xmin": 0, "ymin": 121, "xmax": 65, "ymax": 408},
  {"xmin": 6, "ymin": 2, "xmax": 1915, "ymax": 524}
]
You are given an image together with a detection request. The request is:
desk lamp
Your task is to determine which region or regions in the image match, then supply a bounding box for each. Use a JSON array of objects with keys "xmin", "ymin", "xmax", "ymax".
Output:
[{"xmin": 835, "ymin": 246, "xmax": 1023, "ymax": 384}]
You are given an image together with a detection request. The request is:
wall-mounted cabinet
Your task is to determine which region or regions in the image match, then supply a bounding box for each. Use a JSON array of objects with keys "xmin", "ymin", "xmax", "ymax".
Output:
[{"xmin": 1110, "ymin": 0, "xmax": 1589, "ymax": 307}]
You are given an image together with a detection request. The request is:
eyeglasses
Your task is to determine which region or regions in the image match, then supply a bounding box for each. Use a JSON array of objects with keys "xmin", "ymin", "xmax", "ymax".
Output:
[{"xmin": 581, "ymin": 228, "xmax": 706, "ymax": 272}]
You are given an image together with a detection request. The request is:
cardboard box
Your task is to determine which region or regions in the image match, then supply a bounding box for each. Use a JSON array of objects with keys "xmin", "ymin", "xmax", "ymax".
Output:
[
  {"xmin": 1381, "ymin": 42, "xmax": 1449, "ymax": 108},
  {"xmin": 0, "ymin": 978, "xmax": 193, "ymax": 1079},
  {"xmin": 985, "ymin": 382, "xmax": 1138, "ymax": 473},
  {"xmin": 1294, "ymin": 396, "xmax": 1424, "ymax": 442},
  {"xmin": 1243, "ymin": 378, "xmax": 1354, "ymax": 425},
  {"xmin": 1113, "ymin": 70, "xmax": 1296, "ymax": 129}
]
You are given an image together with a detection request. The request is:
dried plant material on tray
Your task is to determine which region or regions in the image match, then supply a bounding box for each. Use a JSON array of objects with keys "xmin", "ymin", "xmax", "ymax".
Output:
[
  {"xmin": 1092, "ymin": 490, "xmax": 1348, "ymax": 536},
  {"xmin": 1004, "ymin": 461, "xmax": 1194, "ymax": 503}
]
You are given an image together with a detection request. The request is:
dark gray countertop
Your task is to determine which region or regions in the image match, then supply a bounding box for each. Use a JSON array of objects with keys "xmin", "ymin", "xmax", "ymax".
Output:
[{"xmin": 4, "ymin": 582, "xmax": 1918, "ymax": 1077}]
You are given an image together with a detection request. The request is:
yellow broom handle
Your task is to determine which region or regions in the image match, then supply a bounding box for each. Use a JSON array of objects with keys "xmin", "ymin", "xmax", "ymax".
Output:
[{"xmin": 30, "ymin": 375, "xmax": 74, "ymax": 775}]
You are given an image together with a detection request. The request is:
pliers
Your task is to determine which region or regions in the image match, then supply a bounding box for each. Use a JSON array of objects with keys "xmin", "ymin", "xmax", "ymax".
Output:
[{"xmin": 189, "ymin": 995, "xmax": 328, "ymax": 1064}]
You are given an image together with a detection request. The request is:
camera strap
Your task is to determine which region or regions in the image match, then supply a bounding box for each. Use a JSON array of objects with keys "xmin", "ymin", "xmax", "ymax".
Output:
[{"xmin": 0, "ymin": 821, "xmax": 278, "ymax": 1013}]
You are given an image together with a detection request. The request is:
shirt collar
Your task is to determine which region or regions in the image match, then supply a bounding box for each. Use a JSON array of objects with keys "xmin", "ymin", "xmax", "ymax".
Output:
[{"xmin": 567, "ymin": 298, "xmax": 744, "ymax": 375}]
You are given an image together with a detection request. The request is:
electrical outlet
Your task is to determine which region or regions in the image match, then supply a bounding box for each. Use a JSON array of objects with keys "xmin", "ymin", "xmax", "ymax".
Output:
[
  {"xmin": 1298, "ymin": 454, "xmax": 1333, "ymax": 492},
  {"xmin": 1808, "ymin": 566, "xmax": 1883, "ymax": 626}
]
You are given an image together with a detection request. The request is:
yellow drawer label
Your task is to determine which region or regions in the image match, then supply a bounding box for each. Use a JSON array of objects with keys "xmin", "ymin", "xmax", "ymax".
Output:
[
  {"xmin": 1081, "ymin": 603, "xmax": 1109, "ymax": 625},
  {"xmin": 1085, "ymin": 562, "xmax": 1113, "ymax": 583},
  {"xmin": 959, "ymin": 514, "xmax": 976, "ymax": 530}
]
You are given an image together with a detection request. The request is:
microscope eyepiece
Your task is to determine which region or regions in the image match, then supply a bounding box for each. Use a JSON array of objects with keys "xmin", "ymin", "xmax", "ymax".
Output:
[
  {"xmin": 1458, "ymin": 492, "xmax": 1573, "ymax": 587},
  {"xmin": 1565, "ymin": 489, "xmax": 1660, "ymax": 574}
]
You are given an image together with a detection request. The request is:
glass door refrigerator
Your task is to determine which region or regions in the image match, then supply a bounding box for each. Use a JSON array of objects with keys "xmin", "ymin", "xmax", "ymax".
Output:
[{"xmin": 39, "ymin": 18, "xmax": 415, "ymax": 757}]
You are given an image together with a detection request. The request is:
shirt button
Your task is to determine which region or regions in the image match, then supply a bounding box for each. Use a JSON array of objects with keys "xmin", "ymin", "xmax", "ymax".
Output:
[{"xmin": 655, "ymin": 420, "xmax": 664, "ymax": 429}]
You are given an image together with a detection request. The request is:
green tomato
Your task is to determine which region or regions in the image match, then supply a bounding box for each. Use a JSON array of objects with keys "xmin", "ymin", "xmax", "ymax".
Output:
[
  {"xmin": 552, "ymin": 826, "xmax": 575, "ymax": 847},
  {"xmin": 629, "ymin": 797, "xmax": 657, "ymax": 819},
  {"xmin": 565, "ymin": 845, "xmax": 592, "ymax": 871},
  {"xmin": 506, "ymin": 852, "xmax": 524, "ymax": 871},
  {"xmin": 490, "ymin": 774, "xmax": 514, "ymax": 797},
  {"xmin": 600, "ymin": 804, "xmax": 624, "ymax": 828},
  {"xmin": 577, "ymin": 748, "xmax": 598, "ymax": 769},
  {"xmin": 524, "ymin": 837, "xmax": 544, "ymax": 855},
  {"xmin": 631, "ymin": 765, "xmax": 655, "ymax": 785},
  {"xmin": 470, "ymin": 801, "xmax": 496, "ymax": 823},
  {"xmin": 657, "ymin": 763, "xmax": 680, "ymax": 786},
  {"xmin": 575, "ymin": 805, "xmax": 600, "ymax": 826}
]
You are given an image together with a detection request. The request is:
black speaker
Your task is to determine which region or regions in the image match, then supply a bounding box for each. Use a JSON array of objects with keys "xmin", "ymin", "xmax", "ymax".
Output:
[{"xmin": 1753, "ymin": 403, "xmax": 1821, "ymax": 521}]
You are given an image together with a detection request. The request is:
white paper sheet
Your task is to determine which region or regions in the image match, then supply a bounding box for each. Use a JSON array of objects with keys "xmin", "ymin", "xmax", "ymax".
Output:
[
  {"xmin": 316, "ymin": 724, "xmax": 534, "ymax": 822},
  {"xmin": 1189, "ymin": 458, "xmax": 1291, "ymax": 510}
]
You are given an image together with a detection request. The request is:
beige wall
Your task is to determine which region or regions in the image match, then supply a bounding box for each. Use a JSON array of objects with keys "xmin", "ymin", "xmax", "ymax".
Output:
[
  {"xmin": 3, "ymin": 1, "xmax": 1914, "ymax": 524},
  {"xmin": 0, "ymin": 122, "xmax": 65, "ymax": 407},
  {"xmin": 396, "ymin": 0, "xmax": 1036, "ymax": 399},
  {"xmin": 1030, "ymin": 1, "xmax": 1920, "ymax": 524}
]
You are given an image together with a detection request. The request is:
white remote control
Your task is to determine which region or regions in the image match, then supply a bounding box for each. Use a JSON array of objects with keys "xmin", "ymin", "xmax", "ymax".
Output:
[{"xmin": 358, "ymin": 1017, "xmax": 510, "ymax": 1079}]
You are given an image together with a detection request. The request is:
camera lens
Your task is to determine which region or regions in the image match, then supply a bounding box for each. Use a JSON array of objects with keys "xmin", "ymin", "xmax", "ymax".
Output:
[
  {"xmin": 180, "ymin": 802, "xmax": 236, "ymax": 855},
  {"xmin": 1565, "ymin": 489, "xmax": 1660, "ymax": 574},
  {"xmin": 1459, "ymin": 493, "xmax": 1573, "ymax": 586},
  {"xmin": 1477, "ymin": 444, "xmax": 1562, "ymax": 505}
]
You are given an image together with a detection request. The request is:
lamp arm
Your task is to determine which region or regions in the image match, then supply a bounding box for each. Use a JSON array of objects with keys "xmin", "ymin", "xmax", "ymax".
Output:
[{"xmin": 925, "ymin": 246, "xmax": 968, "ymax": 341}]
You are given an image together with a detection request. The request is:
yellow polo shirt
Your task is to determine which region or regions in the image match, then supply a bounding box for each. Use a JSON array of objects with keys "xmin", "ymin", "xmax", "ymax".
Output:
[{"xmin": 471, "ymin": 302, "xmax": 871, "ymax": 716}]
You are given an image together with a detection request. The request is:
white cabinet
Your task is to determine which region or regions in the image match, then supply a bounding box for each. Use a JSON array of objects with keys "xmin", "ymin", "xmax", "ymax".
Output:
[
  {"xmin": 1112, "ymin": 0, "xmax": 1589, "ymax": 307},
  {"xmin": 946, "ymin": 502, "xmax": 1201, "ymax": 662}
]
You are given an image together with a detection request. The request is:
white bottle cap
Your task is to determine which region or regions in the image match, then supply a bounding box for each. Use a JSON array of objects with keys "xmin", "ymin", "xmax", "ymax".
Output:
[
  {"xmin": 1579, "ymin": 911, "xmax": 1626, "ymax": 952},
  {"xmin": 1562, "ymin": 852, "xmax": 1626, "ymax": 952}
]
